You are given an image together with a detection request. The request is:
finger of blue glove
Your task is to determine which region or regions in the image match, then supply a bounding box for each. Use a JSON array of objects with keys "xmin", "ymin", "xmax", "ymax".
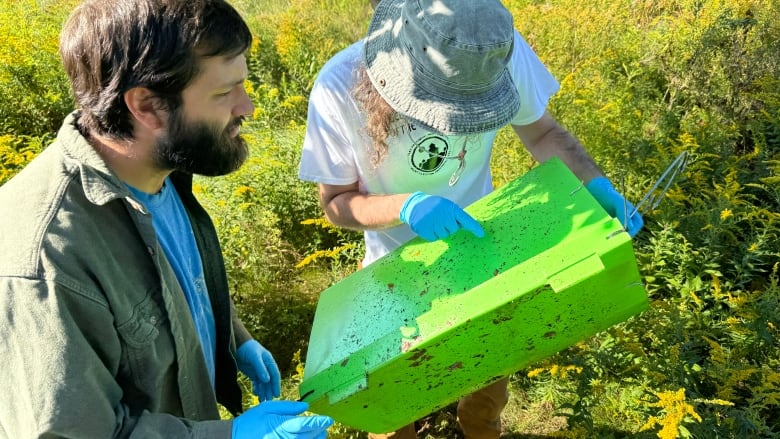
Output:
[
  {"xmin": 233, "ymin": 402, "xmax": 334, "ymax": 439},
  {"xmin": 585, "ymin": 177, "xmax": 644, "ymax": 237},
  {"xmin": 236, "ymin": 340, "xmax": 282, "ymax": 401},
  {"xmin": 430, "ymin": 207, "xmax": 459, "ymax": 240},
  {"xmin": 256, "ymin": 378, "xmax": 272, "ymax": 403},
  {"xmin": 452, "ymin": 206, "xmax": 485, "ymax": 238},
  {"xmin": 430, "ymin": 204, "xmax": 483, "ymax": 240},
  {"xmin": 259, "ymin": 348, "xmax": 282, "ymax": 400},
  {"xmin": 280, "ymin": 415, "xmax": 335, "ymax": 435},
  {"xmin": 399, "ymin": 192, "xmax": 484, "ymax": 241},
  {"xmin": 615, "ymin": 200, "xmax": 644, "ymax": 237}
]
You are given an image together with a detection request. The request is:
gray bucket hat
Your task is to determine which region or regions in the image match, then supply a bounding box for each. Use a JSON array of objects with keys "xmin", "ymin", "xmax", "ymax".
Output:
[{"xmin": 364, "ymin": 0, "xmax": 521, "ymax": 135}]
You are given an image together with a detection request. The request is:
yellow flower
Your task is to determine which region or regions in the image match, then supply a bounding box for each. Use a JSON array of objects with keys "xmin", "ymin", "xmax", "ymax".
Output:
[
  {"xmin": 711, "ymin": 274, "xmax": 722, "ymax": 299},
  {"xmin": 597, "ymin": 102, "xmax": 616, "ymax": 112},
  {"xmin": 281, "ymin": 95, "xmax": 306, "ymax": 109},
  {"xmin": 725, "ymin": 317, "xmax": 741, "ymax": 326},
  {"xmin": 233, "ymin": 185, "xmax": 254, "ymax": 198},
  {"xmin": 244, "ymin": 79, "xmax": 255, "ymax": 96},
  {"xmin": 295, "ymin": 249, "xmax": 329, "ymax": 269},
  {"xmin": 720, "ymin": 209, "xmax": 733, "ymax": 220},
  {"xmin": 640, "ymin": 388, "xmax": 702, "ymax": 439},
  {"xmin": 548, "ymin": 364, "xmax": 582, "ymax": 379}
]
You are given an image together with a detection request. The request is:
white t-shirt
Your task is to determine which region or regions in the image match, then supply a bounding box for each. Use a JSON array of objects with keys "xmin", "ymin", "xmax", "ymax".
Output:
[{"xmin": 299, "ymin": 31, "xmax": 560, "ymax": 266}]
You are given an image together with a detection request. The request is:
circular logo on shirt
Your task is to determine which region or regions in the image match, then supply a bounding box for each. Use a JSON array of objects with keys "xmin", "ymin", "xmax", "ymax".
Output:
[{"xmin": 408, "ymin": 133, "xmax": 450, "ymax": 175}]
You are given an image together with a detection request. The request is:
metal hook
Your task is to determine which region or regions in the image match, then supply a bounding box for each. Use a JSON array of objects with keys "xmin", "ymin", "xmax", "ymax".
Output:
[{"xmin": 629, "ymin": 151, "xmax": 689, "ymax": 219}]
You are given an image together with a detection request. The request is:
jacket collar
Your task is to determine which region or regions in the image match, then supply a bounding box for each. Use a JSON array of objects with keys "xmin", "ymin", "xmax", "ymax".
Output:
[{"xmin": 57, "ymin": 111, "xmax": 192, "ymax": 208}]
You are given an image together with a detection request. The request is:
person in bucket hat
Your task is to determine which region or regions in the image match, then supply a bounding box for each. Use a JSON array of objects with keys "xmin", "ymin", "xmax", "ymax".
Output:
[{"xmin": 299, "ymin": 0, "xmax": 643, "ymax": 437}]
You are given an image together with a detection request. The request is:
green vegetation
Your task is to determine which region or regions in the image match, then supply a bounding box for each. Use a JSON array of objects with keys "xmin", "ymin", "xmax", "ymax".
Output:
[{"xmin": 2, "ymin": 0, "xmax": 778, "ymax": 437}]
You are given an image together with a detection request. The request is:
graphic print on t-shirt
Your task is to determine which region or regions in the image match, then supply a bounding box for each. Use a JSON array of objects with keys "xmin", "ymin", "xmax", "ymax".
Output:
[{"xmin": 407, "ymin": 132, "xmax": 452, "ymax": 176}]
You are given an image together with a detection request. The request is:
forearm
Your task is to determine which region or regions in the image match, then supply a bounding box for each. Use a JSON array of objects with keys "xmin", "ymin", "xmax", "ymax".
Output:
[
  {"xmin": 322, "ymin": 190, "xmax": 409, "ymax": 231},
  {"xmin": 531, "ymin": 129, "xmax": 602, "ymax": 182},
  {"xmin": 512, "ymin": 113, "xmax": 603, "ymax": 183}
]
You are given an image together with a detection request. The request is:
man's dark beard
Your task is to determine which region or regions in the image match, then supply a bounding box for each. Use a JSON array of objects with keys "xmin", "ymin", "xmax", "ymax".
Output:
[{"xmin": 154, "ymin": 109, "xmax": 248, "ymax": 176}]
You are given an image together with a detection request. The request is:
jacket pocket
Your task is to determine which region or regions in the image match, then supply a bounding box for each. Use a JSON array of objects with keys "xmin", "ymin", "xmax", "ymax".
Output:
[
  {"xmin": 116, "ymin": 291, "xmax": 162, "ymax": 347},
  {"xmin": 115, "ymin": 288, "xmax": 172, "ymax": 392}
]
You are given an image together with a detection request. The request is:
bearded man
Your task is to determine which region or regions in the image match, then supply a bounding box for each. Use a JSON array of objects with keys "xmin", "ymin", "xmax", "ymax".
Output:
[{"xmin": 0, "ymin": 0, "xmax": 332, "ymax": 437}]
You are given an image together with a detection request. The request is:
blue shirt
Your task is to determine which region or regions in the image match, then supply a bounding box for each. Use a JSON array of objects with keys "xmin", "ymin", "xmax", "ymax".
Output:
[{"xmin": 128, "ymin": 178, "xmax": 217, "ymax": 387}]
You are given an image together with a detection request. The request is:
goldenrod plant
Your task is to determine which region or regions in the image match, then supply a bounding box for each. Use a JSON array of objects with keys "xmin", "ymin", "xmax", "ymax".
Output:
[{"xmin": 0, "ymin": 0, "xmax": 77, "ymax": 184}]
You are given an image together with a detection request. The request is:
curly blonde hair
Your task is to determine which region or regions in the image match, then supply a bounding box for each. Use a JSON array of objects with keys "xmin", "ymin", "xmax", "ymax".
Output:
[{"xmin": 352, "ymin": 63, "xmax": 399, "ymax": 166}]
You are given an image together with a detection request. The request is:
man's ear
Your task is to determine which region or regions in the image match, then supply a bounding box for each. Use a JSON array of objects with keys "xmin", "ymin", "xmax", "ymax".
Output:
[{"xmin": 124, "ymin": 87, "xmax": 166, "ymax": 131}]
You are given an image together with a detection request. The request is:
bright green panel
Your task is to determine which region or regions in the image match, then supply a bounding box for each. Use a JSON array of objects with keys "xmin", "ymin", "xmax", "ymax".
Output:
[{"xmin": 300, "ymin": 157, "xmax": 648, "ymax": 433}]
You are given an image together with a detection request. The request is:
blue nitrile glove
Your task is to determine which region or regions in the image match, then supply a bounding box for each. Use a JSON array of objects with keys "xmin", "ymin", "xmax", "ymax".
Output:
[
  {"xmin": 586, "ymin": 177, "xmax": 644, "ymax": 237},
  {"xmin": 399, "ymin": 191, "xmax": 485, "ymax": 241},
  {"xmin": 232, "ymin": 401, "xmax": 334, "ymax": 439},
  {"xmin": 236, "ymin": 340, "xmax": 282, "ymax": 402}
]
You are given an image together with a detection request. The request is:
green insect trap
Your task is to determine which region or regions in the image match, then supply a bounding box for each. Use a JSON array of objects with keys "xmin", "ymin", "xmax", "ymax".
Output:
[{"xmin": 299, "ymin": 157, "xmax": 648, "ymax": 433}]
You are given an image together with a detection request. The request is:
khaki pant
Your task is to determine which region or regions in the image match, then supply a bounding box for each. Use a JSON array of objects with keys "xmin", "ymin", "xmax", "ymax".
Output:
[{"xmin": 368, "ymin": 377, "xmax": 509, "ymax": 439}]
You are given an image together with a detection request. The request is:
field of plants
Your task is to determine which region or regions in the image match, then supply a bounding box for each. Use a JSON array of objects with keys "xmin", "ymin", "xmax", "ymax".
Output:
[{"xmin": 1, "ymin": 0, "xmax": 779, "ymax": 437}]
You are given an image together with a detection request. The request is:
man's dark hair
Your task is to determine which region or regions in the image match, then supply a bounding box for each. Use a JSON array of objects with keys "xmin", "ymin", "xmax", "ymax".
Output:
[{"xmin": 59, "ymin": 0, "xmax": 253, "ymax": 139}]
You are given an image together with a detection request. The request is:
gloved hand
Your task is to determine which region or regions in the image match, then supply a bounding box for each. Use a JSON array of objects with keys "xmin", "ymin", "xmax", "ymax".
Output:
[
  {"xmin": 235, "ymin": 340, "xmax": 281, "ymax": 402},
  {"xmin": 399, "ymin": 192, "xmax": 484, "ymax": 241},
  {"xmin": 232, "ymin": 401, "xmax": 334, "ymax": 439},
  {"xmin": 585, "ymin": 177, "xmax": 644, "ymax": 237}
]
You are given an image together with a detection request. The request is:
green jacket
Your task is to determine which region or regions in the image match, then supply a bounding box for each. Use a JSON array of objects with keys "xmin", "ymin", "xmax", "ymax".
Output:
[{"xmin": 0, "ymin": 113, "xmax": 251, "ymax": 438}]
